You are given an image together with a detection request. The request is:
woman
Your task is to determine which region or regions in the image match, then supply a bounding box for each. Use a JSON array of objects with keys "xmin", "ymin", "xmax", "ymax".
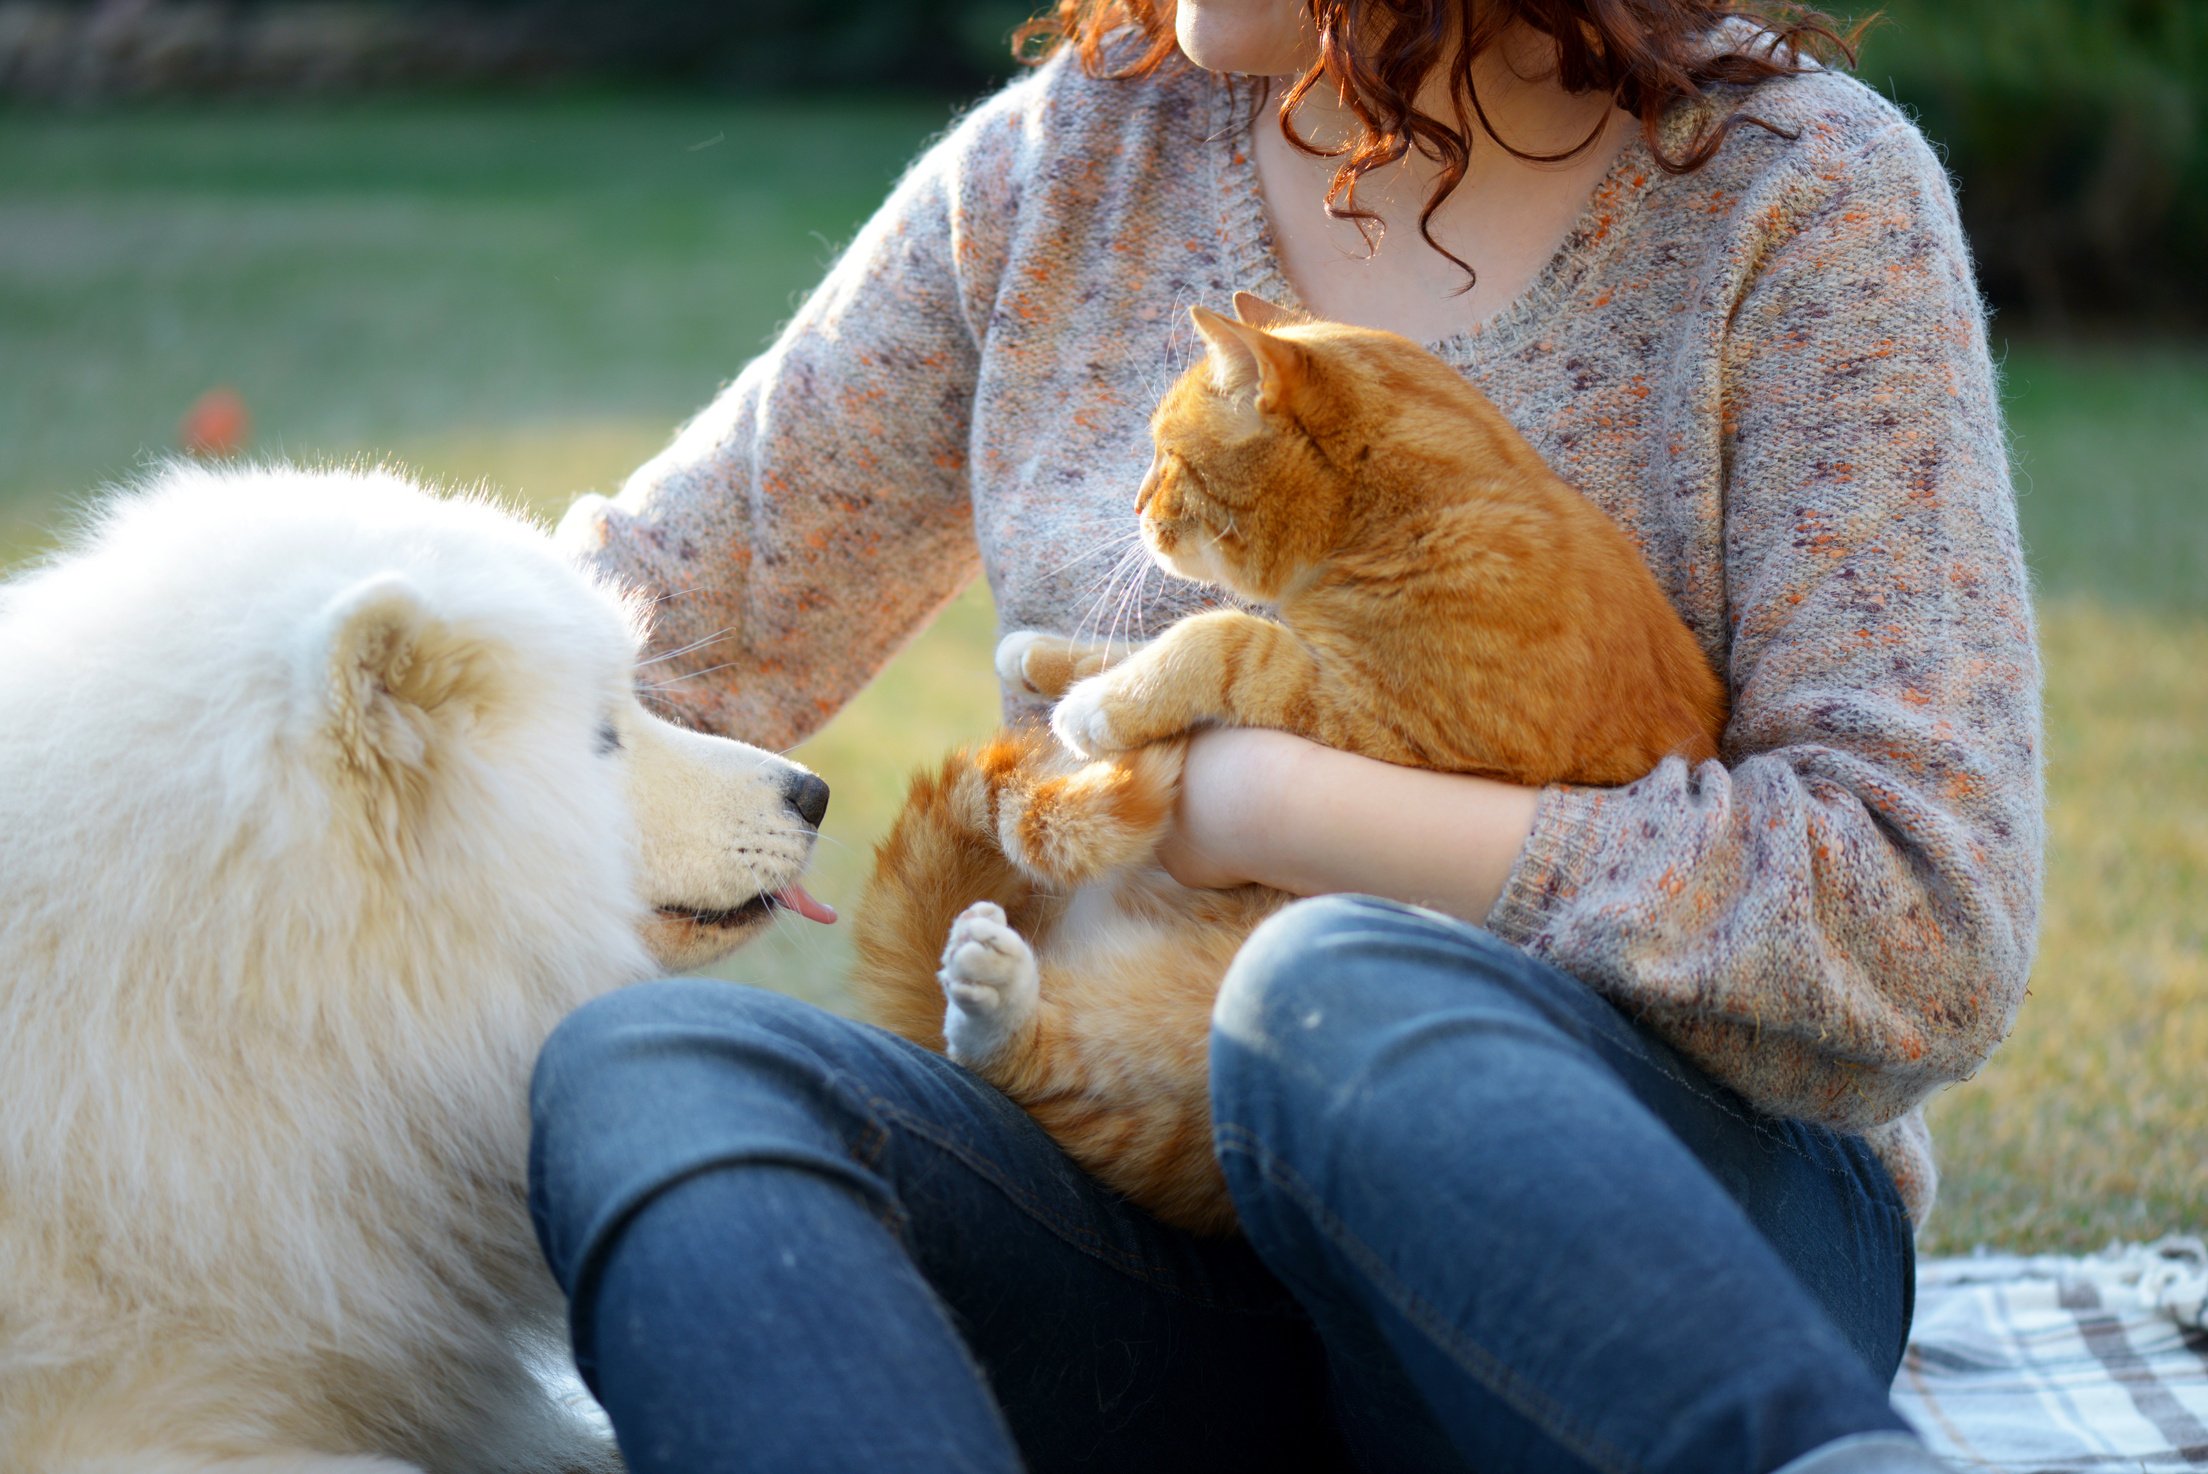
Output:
[{"xmin": 529, "ymin": 2, "xmax": 2042, "ymax": 1470}]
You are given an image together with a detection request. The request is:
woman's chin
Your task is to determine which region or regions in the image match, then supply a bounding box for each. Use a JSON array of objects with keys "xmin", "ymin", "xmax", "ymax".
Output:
[{"xmin": 1173, "ymin": 2, "xmax": 1313, "ymax": 76}]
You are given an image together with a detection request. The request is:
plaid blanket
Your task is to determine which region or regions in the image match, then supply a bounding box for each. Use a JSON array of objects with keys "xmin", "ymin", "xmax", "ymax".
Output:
[{"xmin": 1897, "ymin": 1238, "xmax": 2208, "ymax": 1472}]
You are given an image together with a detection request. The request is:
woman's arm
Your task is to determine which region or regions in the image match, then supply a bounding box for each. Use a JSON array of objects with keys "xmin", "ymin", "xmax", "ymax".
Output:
[
  {"xmin": 1156, "ymin": 728, "xmax": 1539, "ymax": 920},
  {"xmin": 559, "ymin": 76, "xmax": 1044, "ymax": 750}
]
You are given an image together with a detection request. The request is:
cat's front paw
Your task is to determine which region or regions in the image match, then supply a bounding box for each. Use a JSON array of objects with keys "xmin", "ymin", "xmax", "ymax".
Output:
[
  {"xmin": 1051, "ymin": 674, "xmax": 1128, "ymax": 758},
  {"xmin": 995, "ymin": 631, "xmax": 1054, "ymax": 693},
  {"xmin": 997, "ymin": 630, "xmax": 1122, "ymax": 699},
  {"xmin": 938, "ymin": 901, "xmax": 1039, "ymax": 1066}
]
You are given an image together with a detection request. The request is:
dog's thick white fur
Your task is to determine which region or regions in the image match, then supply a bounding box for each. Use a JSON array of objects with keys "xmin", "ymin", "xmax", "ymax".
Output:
[{"xmin": 0, "ymin": 463, "xmax": 824, "ymax": 1473}]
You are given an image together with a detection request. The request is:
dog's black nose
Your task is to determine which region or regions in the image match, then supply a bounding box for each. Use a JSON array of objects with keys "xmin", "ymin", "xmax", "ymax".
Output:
[{"xmin": 782, "ymin": 771, "xmax": 830, "ymax": 829}]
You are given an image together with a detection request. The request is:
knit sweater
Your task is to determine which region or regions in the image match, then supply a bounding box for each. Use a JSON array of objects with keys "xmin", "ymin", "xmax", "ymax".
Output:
[{"xmin": 558, "ymin": 48, "xmax": 2043, "ymax": 1225}]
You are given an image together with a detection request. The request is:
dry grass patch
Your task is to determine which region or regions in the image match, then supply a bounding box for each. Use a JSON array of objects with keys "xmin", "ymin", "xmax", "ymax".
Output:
[{"xmin": 1921, "ymin": 597, "xmax": 2208, "ymax": 1251}]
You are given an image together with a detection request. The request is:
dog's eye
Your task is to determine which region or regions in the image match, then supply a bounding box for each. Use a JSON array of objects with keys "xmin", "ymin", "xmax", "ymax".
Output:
[{"xmin": 595, "ymin": 720, "xmax": 622, "ymax": 756}]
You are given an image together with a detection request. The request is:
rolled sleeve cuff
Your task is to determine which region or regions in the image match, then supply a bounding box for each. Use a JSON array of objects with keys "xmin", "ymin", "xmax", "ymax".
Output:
[{"xmin": 1483, "ymin": 781, "xmax": 1611, "ymax": 947}]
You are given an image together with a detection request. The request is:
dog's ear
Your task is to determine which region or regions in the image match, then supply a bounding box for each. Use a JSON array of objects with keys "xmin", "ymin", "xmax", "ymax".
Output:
[{"xmin": 314, "ymin": 574, "xmax": 491, "ymax": 779}]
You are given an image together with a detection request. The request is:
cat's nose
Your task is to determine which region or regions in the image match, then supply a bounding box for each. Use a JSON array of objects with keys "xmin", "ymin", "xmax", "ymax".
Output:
[
  {"xmin": 781, "ymin": 771, "xmax": 830, "ymax": 829},
  {"xmin": 1134, "ymin": 450, "xmax": 1162, "ymax": 513}
]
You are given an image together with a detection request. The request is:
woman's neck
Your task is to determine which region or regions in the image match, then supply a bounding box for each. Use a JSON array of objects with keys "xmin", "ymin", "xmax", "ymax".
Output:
[{"xmin": 1248, "ymin": 24, "xmax": 1635, "ymax": 339}]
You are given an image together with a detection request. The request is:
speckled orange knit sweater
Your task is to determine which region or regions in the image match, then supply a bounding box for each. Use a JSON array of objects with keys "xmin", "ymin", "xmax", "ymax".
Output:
[{"xmin": 558, "ymin": 50, "xmax": 2043, "ymax": 1225}]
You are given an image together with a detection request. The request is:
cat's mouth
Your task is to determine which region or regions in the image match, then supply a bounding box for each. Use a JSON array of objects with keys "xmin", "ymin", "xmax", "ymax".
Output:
[{"xmin": 1141, "ymin": 513, "xmax": 1237, "ymax": 590}]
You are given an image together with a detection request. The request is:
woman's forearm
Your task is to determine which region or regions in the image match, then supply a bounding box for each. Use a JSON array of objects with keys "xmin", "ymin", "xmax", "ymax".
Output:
[{"xmin": 1165, "ymin": 728, "xmax": 1541, "ymax": 924}]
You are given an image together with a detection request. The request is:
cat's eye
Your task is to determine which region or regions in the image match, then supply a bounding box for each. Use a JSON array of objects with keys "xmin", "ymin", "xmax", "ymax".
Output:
[{"xmin": 595, "ymin": 719, "xmax": 622, "ymax": 756}]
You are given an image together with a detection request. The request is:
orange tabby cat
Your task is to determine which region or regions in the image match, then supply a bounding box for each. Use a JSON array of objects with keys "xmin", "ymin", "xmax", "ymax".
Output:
[{"xmin": 853, "ymin": 293, "xmax": 1727, "ymax": 1234}]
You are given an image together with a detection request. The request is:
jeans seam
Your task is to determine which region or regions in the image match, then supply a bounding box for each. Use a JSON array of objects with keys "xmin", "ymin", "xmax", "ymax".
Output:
[
  {"xmin": 1606, "ymin": 1027, "xmax": 1848, "ymax": 1169},
  {"xmin": 847, "ymin": 1100, "xmax": 914, "ymax": 1240},
  {"xmin": 863, "ymin": 1090, "xmax": 1298, "ymax": 1316},
  {"xmin": 1886, "ymin": 1198, "xmax": 1917, "ymax": 1374},
  {"xmin": 1217, "ymin": 1121, "xmax": 1640, "ymax": 1474}
]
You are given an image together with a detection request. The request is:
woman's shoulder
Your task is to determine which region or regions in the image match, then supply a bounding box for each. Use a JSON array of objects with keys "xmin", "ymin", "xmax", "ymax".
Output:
[
  {"xmin": 1671, "ymin": 61, "xmax": 1948, "ymax": 202},
  {"xmin": 930, "ymin": 39, "xmax": 1217, "ymax": 189}
]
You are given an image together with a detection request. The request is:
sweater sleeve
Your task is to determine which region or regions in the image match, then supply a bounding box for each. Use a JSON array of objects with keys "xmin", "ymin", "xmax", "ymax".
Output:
[
  {"xmin": 556, "ymin": 77, "xmax": 1038, "ymax": 749},
  {"xmin": 1485, "ymin": 121, "xmax": 2044, "ymax": 1134}
]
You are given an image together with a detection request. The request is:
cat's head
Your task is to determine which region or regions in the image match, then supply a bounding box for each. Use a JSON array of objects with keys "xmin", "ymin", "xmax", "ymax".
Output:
[{"xmin": 1135, "ymin": 291, "xmax": 1474, "ymax": 604}]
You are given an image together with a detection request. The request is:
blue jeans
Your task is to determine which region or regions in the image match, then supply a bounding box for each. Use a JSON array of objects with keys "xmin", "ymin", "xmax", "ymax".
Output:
[{"xmin": 529, "ymin": 895, "xmax": 1916, "ymax": 1474}]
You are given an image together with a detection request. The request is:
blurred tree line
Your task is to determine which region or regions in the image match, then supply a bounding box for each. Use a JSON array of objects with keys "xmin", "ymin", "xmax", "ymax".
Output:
[
  {"xmin": 1865, "ymin": 0, "xmax": 2203, "ymax": 329},
  {"xmin": 1, "ymin": 0, "xmax": 2200, "ymax": 327}
]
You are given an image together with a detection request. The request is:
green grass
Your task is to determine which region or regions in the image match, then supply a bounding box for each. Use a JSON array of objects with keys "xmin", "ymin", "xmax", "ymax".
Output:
[
  {"xmin": 0, "ymin": 93, "xmax": 960, "ymax": 540},
  {"xmin": 1999, "ymin": 342, "xmax": 2208, "ymax": 617},
  {"xmin": 1, "ymin": 94, "xmax": 2201, "ymax": 1253}
]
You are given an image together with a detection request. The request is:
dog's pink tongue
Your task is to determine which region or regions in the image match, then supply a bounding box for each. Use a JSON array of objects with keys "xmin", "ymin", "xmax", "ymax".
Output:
[{"xmin": 774, "ymin": 883, "xmax": 837, "ymax": 924}]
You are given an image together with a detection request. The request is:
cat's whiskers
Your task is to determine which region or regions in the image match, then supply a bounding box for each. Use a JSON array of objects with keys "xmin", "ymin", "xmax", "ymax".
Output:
[
  {"xmin": 1095, "ymin": 542, "xmax": 1159, "ymax": 661},
  {"xmin": 637, "ymin": 657, "xmax": 750, "ymax": 692},
  {"xmin": 1067, "ymin": 543, "xmax": 1138, "ymax": 648},
  {"xmin": 1073, "ymin": 541, "xmax": 1155, "ymax": 656},
  {"xmin": 1114, "ymin": 557, "xmax": 1159, "ymax": 654},
  {"xmin": 636, "ymin": 585, "xmax": 707, "ymax": 612},
  {"xmin": 1035, "ymin": 525, "xmax": 1142, "ymax": 583},
  {"xmin": 637, "ymin": 625, "xmax": 743, "ymax": 670}
]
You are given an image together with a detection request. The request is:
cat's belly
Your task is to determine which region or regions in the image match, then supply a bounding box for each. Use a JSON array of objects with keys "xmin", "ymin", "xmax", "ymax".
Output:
[
  {"xmin": 1044, "ymin": 869, "xmax": 1288, "ymax": 980},
  {"xmin": 1054, "ymin": 874, "xmax": 1158, "ymax": 954}
]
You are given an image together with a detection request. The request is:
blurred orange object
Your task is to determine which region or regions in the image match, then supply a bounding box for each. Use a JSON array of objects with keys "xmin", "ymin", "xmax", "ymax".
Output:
[{"xmin": 179, "ymin": 388, "xmax": 250, "ymax": 458}]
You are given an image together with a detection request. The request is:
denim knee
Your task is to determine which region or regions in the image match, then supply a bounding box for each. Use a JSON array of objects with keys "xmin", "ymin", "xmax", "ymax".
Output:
[
  {"xmin": 533, "ymin": 977, "xmax": 821, "ymax": 1112},
  {"xmin": 529, "ymin": 979, "xmax": 894, "ymax": 1304},
  {"xmin": 1211, "ymin": 894, "xmax": 1564, "ymax": 1090},
  {"xmin": 1209, "ymin": 896, "xmax": 1595, "ymax": 1215},
  {"xmin": 1210, "ymin": 894, "xmax": 1403, "ymax": 1055},
  {"xmin": 534, "ymin": 976, "xmax": 706, "ymax": 1106}
]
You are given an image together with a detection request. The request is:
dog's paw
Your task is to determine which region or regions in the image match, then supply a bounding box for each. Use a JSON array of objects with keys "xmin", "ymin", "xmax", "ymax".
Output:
[
  {"xmin": 938, "ymin": 901, "xmax": 1039, "ymax": 1065},
  {"xmin": 1050, "ymin": 675, "xmax": 1128, "ymax": 758}
]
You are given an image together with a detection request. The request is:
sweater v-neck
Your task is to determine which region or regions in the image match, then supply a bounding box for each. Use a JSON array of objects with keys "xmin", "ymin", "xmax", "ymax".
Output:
[{"xmin": 1205, "ymin": 77, "xmax": 1665, "ymax": 366}]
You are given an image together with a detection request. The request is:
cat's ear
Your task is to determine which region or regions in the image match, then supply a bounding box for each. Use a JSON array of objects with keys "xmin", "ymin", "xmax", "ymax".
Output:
[
  {"xmin": 1231, "ymin": 291, "xmax": 1301, "ymax": 330},
  {"xmin": 1189, "ymin": 305, "xmax": 1305, "ymax": 413}
]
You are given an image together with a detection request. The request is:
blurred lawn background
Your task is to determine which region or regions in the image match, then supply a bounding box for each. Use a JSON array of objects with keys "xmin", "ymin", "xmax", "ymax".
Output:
[{"xmin": 0, "ymin": 1, "xmax": 2201, "ymax": 1253}]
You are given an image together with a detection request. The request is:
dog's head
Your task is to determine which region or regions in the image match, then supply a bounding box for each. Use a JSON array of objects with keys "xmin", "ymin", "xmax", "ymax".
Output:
[
  {"xmin": 610, "ymin": 698, "xmax": 832, "ymax": 973},
  {"xmin": 296, "ymin": 474, "xmax": 830, "ymax": 977},
  {"xmin": 2, "ymin": 462, "xmax": 824, "ymax": 1026}
]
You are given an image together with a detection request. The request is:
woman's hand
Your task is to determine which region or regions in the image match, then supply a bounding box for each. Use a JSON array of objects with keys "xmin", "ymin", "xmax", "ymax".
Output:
[{"xmin": 1154, "ymin": 726, "xmax": 1544, "ymax": 924}]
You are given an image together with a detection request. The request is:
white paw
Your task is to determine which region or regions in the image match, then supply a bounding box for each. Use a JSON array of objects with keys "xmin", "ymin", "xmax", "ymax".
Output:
[
  {"xmin": 1050, "ymin": 675, "xmax": 1124, "ymax": 758},
  {"xmin": 938, "ymin": 901, "xmax": 1039, "ymax": 1065},
  {"xmin": 994, "ymin": 630, "xmax": 1052, "ymax": 693}
]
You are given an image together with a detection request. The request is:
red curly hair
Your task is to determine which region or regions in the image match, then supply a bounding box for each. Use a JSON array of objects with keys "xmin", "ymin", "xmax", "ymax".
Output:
[{"xmin": 1015, "ymin": 1, "xmax": 1867, "ymax": 284}]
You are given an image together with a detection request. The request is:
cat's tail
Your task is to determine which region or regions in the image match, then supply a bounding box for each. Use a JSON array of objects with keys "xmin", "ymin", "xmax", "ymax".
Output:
[
  {"xmin": 995, "ymin": 739, "xmax": 1186, "ymax": 891},
  {"xmin": 851, "ymin": 732, "xmax": 1049, "ymax": 1053}
]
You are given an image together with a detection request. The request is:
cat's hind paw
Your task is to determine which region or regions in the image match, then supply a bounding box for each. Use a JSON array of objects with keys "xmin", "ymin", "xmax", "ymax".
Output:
[
  {"xmin": 938, "ymin": 901, "xmax": 1040, "ymax": 1066},
  {"xmin": 1050, "ymin": 675, "xmax": 1129, "ymax": 758}
]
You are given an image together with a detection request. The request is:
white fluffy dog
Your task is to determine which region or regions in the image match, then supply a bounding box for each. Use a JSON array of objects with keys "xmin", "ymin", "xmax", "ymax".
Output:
[{"xmin": 0, "ymin": 463, "xmax": 832, "ymax": 1473}]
